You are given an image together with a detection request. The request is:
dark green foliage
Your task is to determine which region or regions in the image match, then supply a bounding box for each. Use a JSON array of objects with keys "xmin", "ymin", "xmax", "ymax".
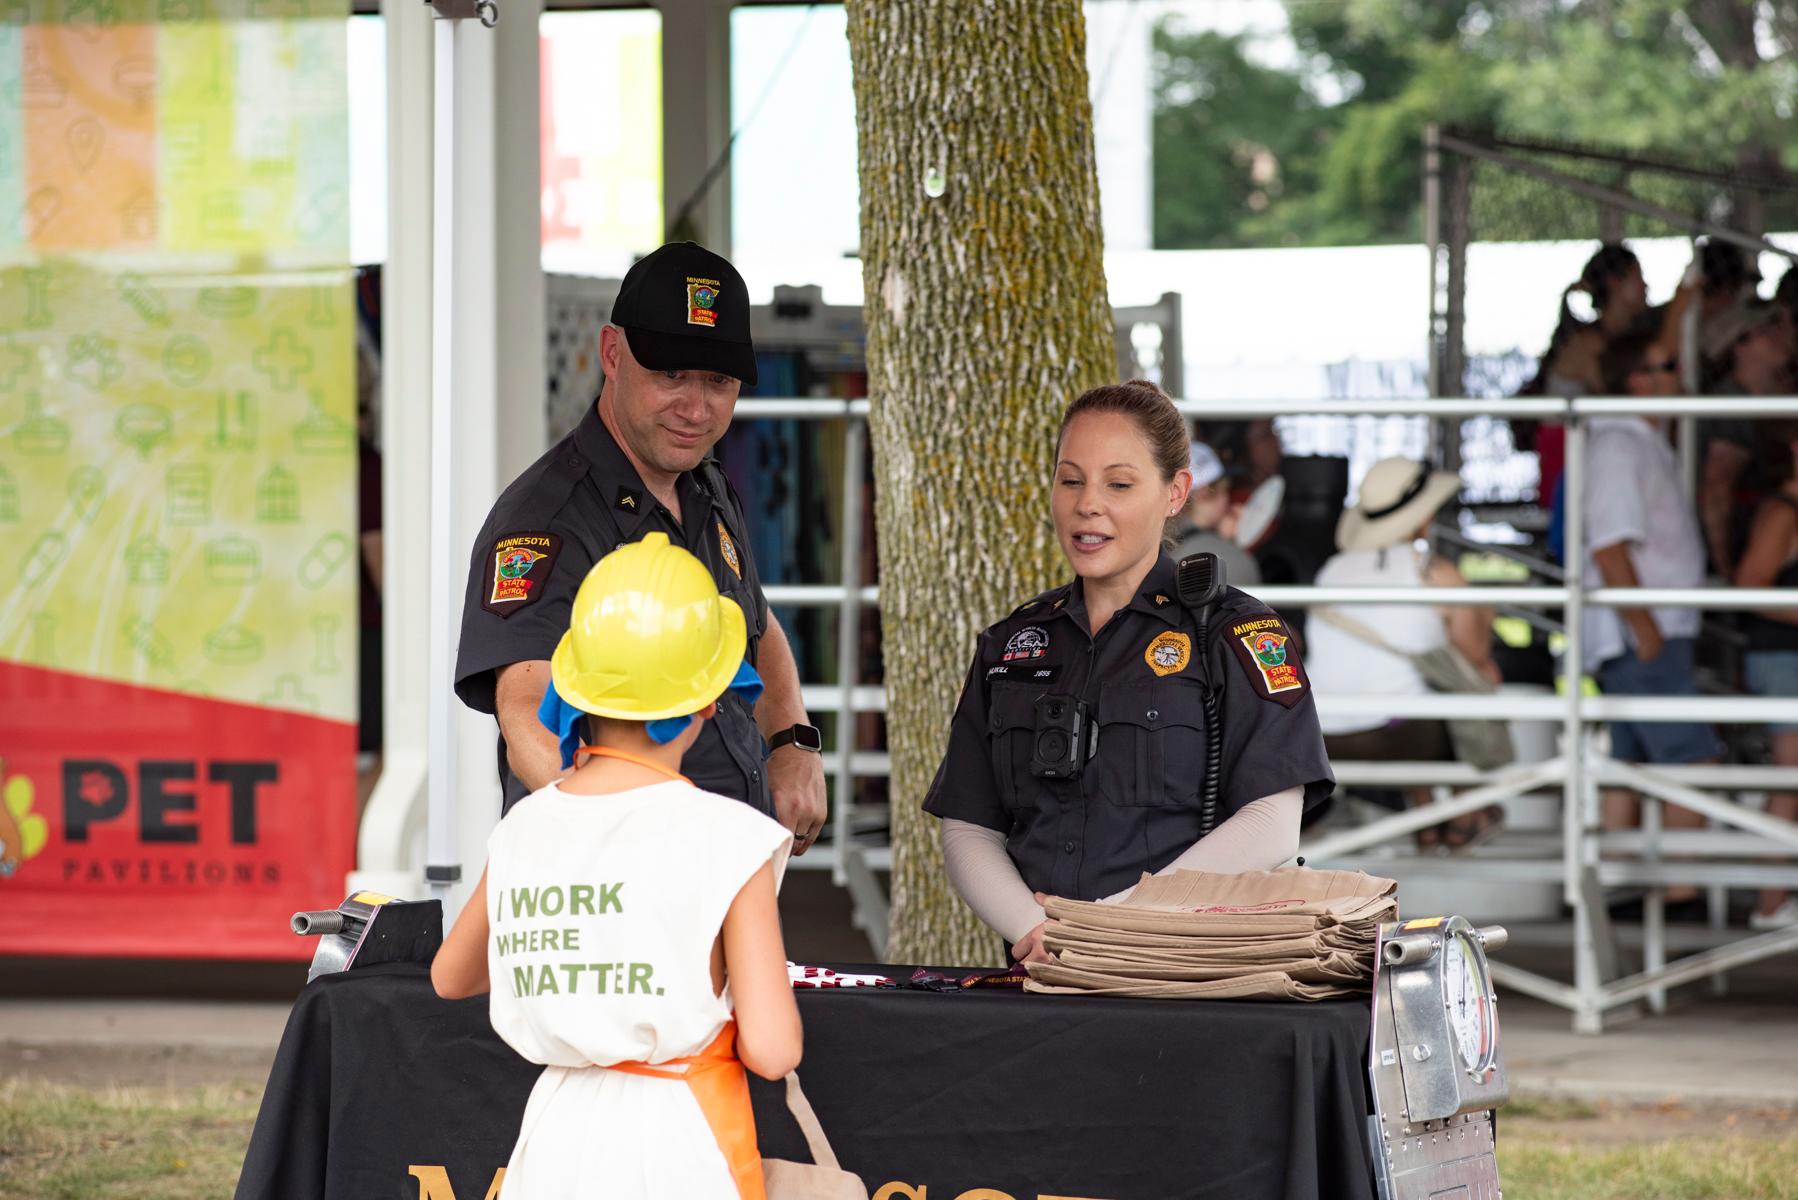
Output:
[{"xmin": 1151, "ymin": 0, "xmax": 1798, "ymax": 248}]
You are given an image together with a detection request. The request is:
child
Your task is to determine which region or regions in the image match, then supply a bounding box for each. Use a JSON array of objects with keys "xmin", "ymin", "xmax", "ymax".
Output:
[{"xmin": 432, "ymin": 532, "xmax": 800, "ymax": 1198}]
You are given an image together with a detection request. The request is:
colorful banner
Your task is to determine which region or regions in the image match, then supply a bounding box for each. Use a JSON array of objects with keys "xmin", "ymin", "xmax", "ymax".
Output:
[{"xmin": 0, "ymin": 1, "xmax": 354, "ymax": 959}]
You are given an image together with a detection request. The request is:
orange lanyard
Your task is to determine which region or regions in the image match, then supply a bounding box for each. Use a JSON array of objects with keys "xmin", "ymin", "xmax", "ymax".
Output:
[{"xmin": 575, "ymin": 744, "xmax": 691, "ymax": 785}]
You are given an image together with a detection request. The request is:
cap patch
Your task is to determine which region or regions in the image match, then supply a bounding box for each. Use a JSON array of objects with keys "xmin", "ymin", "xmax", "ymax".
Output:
[
  {"xmin": 1145, "ymin": 631, "xmax": 1191, "ymax": 677},
  {"xmin": 718, "ymin": 519, "xmax": 742, "ymax": 578},
  {"xmin": 1229, "ymin": 616, "xmax": 1307, "ymax": 706},
  {"xmin": 687, "ymin": 276, "xmax": 721, "ymax": 327},
  {"xmin": 1002, "ymin": 626, "xmax": 1050, "ymax": 662},
  {"xmin": 483, "ymin": 532, "xmax": 562, "ymax": 617}
]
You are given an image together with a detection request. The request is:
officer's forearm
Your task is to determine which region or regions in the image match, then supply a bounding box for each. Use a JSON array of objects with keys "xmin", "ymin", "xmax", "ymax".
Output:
[
  {"xmin": 495, "ymin": 660, "xmax": 565, "ymax": 792},
  {"xmin": 1102, "ymin": 788, "xmax": 1303, "ymax": 903},
  {"xmin": 940, "ymin": 819, "xmax": 1045, "ymax": 944},
  {"xmin": 752, "ymin": 615, "xmax": 811, "ymax": 735}
]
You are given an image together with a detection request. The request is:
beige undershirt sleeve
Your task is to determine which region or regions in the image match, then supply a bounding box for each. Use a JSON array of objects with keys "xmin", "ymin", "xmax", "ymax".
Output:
[
  {"xmin": 941, "ymin": 785, "xmax": 1305, "ymax": 936},
  {"xmin": 1100, "ymin": 786, "xmax": 1304, "ymax": 904},
  {"xmin": 939, "ymin": 819, "xmax": 1045, "ymax": 945}
]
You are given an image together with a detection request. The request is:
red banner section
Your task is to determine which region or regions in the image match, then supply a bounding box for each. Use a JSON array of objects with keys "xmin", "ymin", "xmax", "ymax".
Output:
[{"xmin": 0, "ymin": 662, "xmax": 355, "ymax": 960}]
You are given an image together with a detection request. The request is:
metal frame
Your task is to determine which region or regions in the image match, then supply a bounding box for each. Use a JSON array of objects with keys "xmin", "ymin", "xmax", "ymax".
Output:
[
  {"xmin": 425, "ymin": 0, "xmax": 478, "ymax": 902},
  {"xmin": 735, "ymin": 394, "xmax": 1798, "ymax": 1031}
]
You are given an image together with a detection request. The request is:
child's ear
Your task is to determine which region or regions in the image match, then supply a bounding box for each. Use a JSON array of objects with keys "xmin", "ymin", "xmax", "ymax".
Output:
[{"xmin": 699, "ymin": 701, "xmax": 719, "ymax": 720}]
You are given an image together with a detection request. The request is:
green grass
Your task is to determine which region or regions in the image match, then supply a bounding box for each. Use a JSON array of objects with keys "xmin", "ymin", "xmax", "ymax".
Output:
[
  {"xmin": 1501, "ymin": 1134, "xmax": 1798, "ymax": 1200},
  {"xmin": 0, "ymin": 1079, "xmax": 259, "ymax": 1200},
  {"xmin": 2, "ymin": 1076, "xmax": 1796, "ymax": 1200},
  {"xmin": 1502, "ymin": 1093, "xmax": 1601, "ymax": 1120}
]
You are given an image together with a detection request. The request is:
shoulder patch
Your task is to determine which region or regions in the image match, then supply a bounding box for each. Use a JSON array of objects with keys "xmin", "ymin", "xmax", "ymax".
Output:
[
  {"xmin": 1227, "ymin": 615, "xmax": 1307, "ymax": 707},
  {"xmin": 482, "ymin": 532, "xmax": 562, "ymax": 618},
  {"xmin": 717, "ymin": 519, "xmax": 742, "ymax": 579}
]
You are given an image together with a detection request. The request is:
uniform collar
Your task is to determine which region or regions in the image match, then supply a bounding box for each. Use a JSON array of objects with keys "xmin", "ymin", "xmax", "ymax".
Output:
[
  {"xmin": 1046, "ymin": 556, "xmax": 1184, "ymax": 631},
  {"xmin": 1124, "ymin": 555, "xmax": 1185, "ymax": 626},
  {"xmin": 574, "ymin": 401, "xmax": 719, "ymax": 536}
]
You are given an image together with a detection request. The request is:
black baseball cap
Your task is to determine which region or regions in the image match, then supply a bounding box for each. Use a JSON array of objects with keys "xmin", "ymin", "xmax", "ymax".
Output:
[{"xmin": 610, "ymin": 241, "xmax": 758, "ymax": 386}]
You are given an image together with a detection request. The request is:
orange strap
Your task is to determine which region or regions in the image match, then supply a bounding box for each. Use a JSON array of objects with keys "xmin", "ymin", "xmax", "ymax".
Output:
[
  {"xmin": 609, "ymin": 1023, "xmax": 764, "ymax": 1200},
  {"xmin": 575, "ymin": 744, "xmax": 692, "ymax": 785}
]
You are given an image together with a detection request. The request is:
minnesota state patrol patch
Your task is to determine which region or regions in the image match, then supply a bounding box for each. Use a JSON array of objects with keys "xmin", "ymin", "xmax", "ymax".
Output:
[
  {"xmin": 482, "ymin": 532, "xmax": 562, "ymax": 617},
  {"xmin": 1227, "ymin": 615, "xmax": 1307, "ymax": 707},
  {"xmin": 687, "ymin": 276, "xmax": 721, "ymax": 327},
  {"xmin": 718, "ymin": 519, "xmax": 742, "ymax": 578},
  {"xmin": 1002, "ymin": 626, "xmax": 1050, "ymax": 661},
  {"xmin": 1145, "ymin": 631, "xmax": 1191, "ymax": 677}
]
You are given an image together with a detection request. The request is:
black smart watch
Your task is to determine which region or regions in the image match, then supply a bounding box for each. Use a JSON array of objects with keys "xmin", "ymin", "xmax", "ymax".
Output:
[{"xmin": 769, "ymin": 723, "xmax": 823, "ymax": 753}]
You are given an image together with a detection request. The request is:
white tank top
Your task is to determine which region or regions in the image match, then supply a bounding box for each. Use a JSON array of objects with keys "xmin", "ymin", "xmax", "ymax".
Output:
[
  {"xmin": 484, "ymin": 780, "xmax": 792, "ymax": 1198},
  {"xmin": 486, "ymin": 779, "xmax": 791, "ymax": 1068},
  {"xmin": 1305, "ymin": 546, "xmax": 1447, "ymax": 737}
]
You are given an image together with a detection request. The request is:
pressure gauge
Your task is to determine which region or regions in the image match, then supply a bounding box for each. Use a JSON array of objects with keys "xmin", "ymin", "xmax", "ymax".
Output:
[
  {"xmin": 1441, "ymin": 925, "xmax": 1496, "ymax": 1077},
  {"xmin": 1373, "ymin": 915, "xmax": 1508, "ymax": 1122},
  {"xmin": 1368, "ymin": 915, "xmax": 1510, "ymax": 1199}
]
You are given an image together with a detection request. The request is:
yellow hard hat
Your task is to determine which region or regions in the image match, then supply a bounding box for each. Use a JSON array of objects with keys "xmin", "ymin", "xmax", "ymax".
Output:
[{"xmin": 550, "ymin": 532, "xmax": 747, "ymax": 720}]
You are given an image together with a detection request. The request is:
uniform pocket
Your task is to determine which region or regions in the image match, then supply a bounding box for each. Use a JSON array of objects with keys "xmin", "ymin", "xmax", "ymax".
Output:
[
  {"xmin": 987, "ymin": 684, "xmax": 1041, "ymax": 813},
  {"xmin": 1093, "ymin": 680, "xmax": 1208, "ymax": 807}
]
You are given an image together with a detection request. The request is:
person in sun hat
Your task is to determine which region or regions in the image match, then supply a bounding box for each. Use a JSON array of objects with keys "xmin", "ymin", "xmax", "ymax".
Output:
[
  {"xmin": 1305, "ymin": 456, "xmax": 1506, "ymax": 852},
  {"xmin": 434, "ymin": 531, "xmax": 801, "ymax": 1198},
  {"xmin": 455, "ymin": 241, "xmax": 826, "ymax": 856}
]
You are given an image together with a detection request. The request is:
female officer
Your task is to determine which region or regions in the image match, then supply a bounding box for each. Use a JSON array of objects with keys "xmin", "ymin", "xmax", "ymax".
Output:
[{"xmin": 924, "ymin": 381, "xmax": 1334, "ymax": 962}]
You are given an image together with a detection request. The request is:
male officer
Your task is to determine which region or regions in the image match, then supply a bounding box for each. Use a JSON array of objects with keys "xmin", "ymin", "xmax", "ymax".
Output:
[{"xmin": 455, "ymin": 242, "xmax": 827, "ymax": 852}]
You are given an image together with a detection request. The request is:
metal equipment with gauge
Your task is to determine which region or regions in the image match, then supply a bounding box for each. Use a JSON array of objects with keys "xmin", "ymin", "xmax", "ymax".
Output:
[
  {"xmin": 1368, "ymin": 915, "xmax": 1510, "ymax": 1199},
  {"xmin": 291, "ymin": 891, "xmax": 444, "ymax": 984}
]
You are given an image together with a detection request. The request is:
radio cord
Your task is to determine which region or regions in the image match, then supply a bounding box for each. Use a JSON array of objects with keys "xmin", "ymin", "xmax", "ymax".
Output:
[{"xmin": 1197, "ymin": 615, "xmax": 1222, "ymax": 837}]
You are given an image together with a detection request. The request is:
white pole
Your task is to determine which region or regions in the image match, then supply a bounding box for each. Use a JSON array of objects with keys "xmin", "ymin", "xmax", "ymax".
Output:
[
  {"xmin": 426, "ymin": 10, "xmax": 463, "ymax": 905},
  {"xmin": 1562, "ymin": 414, "xmax": 1602, "ymax": 1033}
]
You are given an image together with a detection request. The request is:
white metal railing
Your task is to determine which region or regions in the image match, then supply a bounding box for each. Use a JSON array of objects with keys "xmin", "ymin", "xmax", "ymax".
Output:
[{"xmin": 733, "ymin": 393, "xmax": 1798, "ymax": 1023}]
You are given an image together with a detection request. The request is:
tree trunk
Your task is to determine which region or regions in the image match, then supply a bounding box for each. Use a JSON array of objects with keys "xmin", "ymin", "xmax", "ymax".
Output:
[{"xmin": 845, "ymin": 0, "xmax": 1115, "ymax": 965}]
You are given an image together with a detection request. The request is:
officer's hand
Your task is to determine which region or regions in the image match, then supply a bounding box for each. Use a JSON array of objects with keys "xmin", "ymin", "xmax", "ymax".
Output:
[
  {"xmin": 768, "ymin": 744, "xmax": 827, "ymax": 855},
  {"xmin": 1011, "ymin": 921, "xmax": 1053, "ymax": 965}
]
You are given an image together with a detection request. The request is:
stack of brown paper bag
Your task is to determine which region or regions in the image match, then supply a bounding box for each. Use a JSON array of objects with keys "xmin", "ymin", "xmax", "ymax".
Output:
[{"xmin": 1024, "ymin": 867, "xmax": 1398, "ymax": 1000}]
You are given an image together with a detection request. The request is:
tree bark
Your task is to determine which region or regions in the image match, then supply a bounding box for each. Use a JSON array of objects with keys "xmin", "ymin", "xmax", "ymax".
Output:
[{"xmin": 845, "ymin": 0, "xmax": 1115, "ymax": 965}]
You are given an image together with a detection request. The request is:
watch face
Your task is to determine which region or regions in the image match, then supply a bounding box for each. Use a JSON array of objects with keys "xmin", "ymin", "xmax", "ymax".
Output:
[
  {"xmin": 1442, "ymin": 930, "xmax": 1494, "ymax": 1072},
  {"xmin": 794, "ymin": 724, "xmax": 822, "ymax": 752}
]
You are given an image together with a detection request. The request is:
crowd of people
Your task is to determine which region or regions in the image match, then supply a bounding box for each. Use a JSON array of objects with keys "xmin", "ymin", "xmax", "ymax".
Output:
[{"xmin": 1192, "ymin": 238, "xmax": 1798, "ymax": 930}]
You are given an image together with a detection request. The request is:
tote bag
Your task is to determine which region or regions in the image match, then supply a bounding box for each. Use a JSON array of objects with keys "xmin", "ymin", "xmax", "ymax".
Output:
[
  {"xmin": 1313, "ymin": 608, "xmax": 1515, "ymax": 770},
  {"xmin": 762, "ymin": 1073, "xmax": 869, "ymax": 1200}
]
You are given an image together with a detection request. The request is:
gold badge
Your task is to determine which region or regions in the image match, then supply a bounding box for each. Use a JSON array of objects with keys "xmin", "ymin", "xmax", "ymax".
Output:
[
  {"xmin": 1145, "ymin": 631, "xmax": 1191, "ymax": 677},
  {"xmin": 718, "ymin": 520, "xmax": 742, "ymax": 578}
]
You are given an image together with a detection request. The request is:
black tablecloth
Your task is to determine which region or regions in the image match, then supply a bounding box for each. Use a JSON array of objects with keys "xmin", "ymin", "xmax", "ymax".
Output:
[{"xmin": 236, "ymin": 963, "xmax": 1375, "ymax": 1200}]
